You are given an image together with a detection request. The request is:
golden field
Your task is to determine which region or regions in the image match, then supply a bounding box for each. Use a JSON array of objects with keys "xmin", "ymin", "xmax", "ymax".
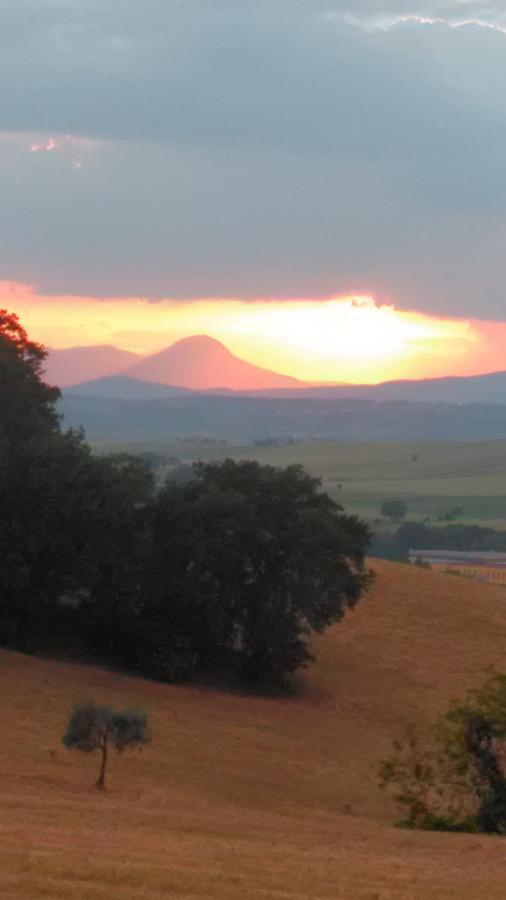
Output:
[{"xmin": 2, "ymin": 560, "xmax": 506, "ymax": 899}]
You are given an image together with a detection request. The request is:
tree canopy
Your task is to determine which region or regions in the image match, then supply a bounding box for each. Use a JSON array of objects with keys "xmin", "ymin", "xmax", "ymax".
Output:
[{"xmin": 138, "ymin": 460, "xmax": 371, "ymax": 685}]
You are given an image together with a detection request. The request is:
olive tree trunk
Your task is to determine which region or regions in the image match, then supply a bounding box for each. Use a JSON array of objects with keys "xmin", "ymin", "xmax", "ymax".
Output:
[{"xmin": 96, "ymin": 737, "xmax": 108, "ymax": 789}]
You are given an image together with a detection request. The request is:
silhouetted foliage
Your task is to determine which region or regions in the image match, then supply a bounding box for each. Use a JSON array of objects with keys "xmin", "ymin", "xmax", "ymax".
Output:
[
  {"xmin": 380, "ymin": 672, "xmax": 506, "ymax": 834},
  {"xmin": 63, "ymin": 702, "xmax": 150, "ymax": 788}
]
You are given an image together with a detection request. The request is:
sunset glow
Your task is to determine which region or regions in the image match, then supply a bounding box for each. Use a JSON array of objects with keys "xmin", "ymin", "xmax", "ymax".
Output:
[{"xmin": 3, "ymin": 282, "xmax": 504, "ymax": 384}]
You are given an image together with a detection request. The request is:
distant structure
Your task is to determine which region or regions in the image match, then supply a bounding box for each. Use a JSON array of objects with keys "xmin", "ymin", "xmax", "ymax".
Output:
[{"xmin": 409, "ymin": 550, "xmax": 506, "ymax": 585}]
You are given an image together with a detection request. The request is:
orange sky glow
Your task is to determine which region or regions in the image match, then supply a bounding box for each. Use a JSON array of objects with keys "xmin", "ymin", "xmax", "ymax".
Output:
[{"xmin": 3, "ymin": 281, "xmax": 505, "ymax": 384}]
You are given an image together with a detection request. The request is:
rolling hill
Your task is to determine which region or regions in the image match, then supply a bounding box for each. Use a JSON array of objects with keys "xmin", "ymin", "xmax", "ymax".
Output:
[
  {"xmin": 121, "ymin": 335, "xmax": 306, "ymax": 390},
  {"xmin": 2, "ymin": 561, "xmax": 506, "ymax": 898}
]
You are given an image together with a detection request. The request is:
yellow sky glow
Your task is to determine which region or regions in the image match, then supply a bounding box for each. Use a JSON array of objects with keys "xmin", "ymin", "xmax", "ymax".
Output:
[{"xmin": 2, "ymin": 281, "xmax": 502, "ymax": 384}]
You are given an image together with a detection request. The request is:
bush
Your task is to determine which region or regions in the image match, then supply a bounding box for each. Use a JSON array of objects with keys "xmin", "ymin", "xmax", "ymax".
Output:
[{"xmin": 380, "ymin": 672, "xmax": 506, "ymax": 834}]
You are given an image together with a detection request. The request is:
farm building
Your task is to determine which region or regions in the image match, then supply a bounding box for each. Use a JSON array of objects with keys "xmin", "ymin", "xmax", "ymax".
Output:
[{"xmin": 409, "ymin": 550, "xmax": 506, "ymax": 585}]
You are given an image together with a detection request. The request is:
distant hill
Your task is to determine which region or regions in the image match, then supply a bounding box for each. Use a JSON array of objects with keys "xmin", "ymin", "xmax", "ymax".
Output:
[
  {"xmin": 65, "ymin": 375, "xmax": 194, "ymax": 400},
  {"xmin": 256, "ymin": 370, "xmax": 506, "ymax": 404},
  {"xmin": 3, "ymin": 561, "xmax": 506, "ymax": 897},
  {"xmin": 60, "ymin": 393, "xmax": 506, "ymax": 443},
  {"xmin": 365, "ymin": 370, "xmax": 506, "ymax": 404},
  {"xmin": 121, "ymin": 335, "xmax": 306, "ymax": 390},
  {"xmin": 44, "ymin": 346, "xmax": 141, "ymax": 388}
]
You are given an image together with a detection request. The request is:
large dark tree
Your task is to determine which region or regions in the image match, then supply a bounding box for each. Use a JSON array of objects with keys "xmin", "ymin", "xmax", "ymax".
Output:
[
  {"xmin": 0, "ymin": 435, "xmax": 153, "ymax": 652},
  {"xmin": 140, "ymin": 460, "xmax": 371, "ymax": 685},
  {"xmin": 0, "ymin": 310, "xmax": 153, "ymax": 654}
]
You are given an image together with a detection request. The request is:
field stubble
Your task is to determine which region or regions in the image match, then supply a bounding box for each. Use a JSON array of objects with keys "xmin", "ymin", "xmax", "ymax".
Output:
[{"xmin": 3, "ymin": 561, "xmax": 506, "ymax": 897}]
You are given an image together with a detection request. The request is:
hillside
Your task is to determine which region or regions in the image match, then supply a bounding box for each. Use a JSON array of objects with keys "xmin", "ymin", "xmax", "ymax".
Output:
[
  {"xmin": 2, "ymin": 561, "xmax": 506, "ymax": 898},
  {"xmin": 122, "ymin": 335, "xmax": 306, "ymax": 390}
]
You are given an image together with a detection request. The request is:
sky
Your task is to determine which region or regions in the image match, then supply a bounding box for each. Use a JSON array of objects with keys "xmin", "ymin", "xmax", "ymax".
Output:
[{"xmin": 1, "ymin": 0, "xmax": 506, "ymax": 383}]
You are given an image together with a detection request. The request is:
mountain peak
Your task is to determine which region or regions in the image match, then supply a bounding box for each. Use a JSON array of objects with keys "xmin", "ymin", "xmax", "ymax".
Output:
[
  {"xmin": 166, "ymin": 335, "xmax": 233, "ymax": 357},
  {"xmin": 122, "ymin": 335, "xmax": 304, "ymax": 390},
  {"xmin": 172, "ymin": 334, "xmax": 228, "ymax": 348}
]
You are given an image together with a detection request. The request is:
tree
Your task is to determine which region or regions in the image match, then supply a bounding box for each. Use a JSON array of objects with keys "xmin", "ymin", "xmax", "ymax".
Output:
[
  {"xmin": 0, "ymin": 310, "xmax": 154, "ymax": 656},
  {"xmin": 380, "ymin": 672, "xmax": 506, "ymax": 834},
  {"xmin": 0, "ymin": 430, "xmax": 154, "ymax": 654},
  {"xmin": 62, "ymin": 702, "xmax": 150, "ymax": 789},
  {"xmin": 0, "ymin": 309, "xmax": 60, "ymax": 452},
  {"xmin": 380, "ymin": 499, "xmax": 408, "ymax": 522},
  {"xmin": 141, "ymin": 460, "xmax": 371, "ymax": 686}
]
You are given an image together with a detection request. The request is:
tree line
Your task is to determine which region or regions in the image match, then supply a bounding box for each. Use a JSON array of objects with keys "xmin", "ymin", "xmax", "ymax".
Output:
[
  {"xmin": 371, "ymin": 521, "xmax": 506, "ymax": 562},
  {"xmin": 0, "ymin": 310, "xmax": 371, "ymax": 688}
]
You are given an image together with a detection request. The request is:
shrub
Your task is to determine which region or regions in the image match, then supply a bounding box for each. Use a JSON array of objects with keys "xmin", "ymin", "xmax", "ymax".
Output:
[{"xmin": 380, "ymin": 672, "xmax": 506, "ymax": 834}]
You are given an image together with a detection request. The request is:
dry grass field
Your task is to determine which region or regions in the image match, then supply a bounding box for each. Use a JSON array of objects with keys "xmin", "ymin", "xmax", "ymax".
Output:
[{"xmin": 3, "ymin": 560, "xmax": 506, "ymax": 899}]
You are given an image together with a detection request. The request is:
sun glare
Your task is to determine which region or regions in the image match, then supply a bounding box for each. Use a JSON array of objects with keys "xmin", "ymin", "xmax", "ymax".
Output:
[
  {"xmin": 213, "ymin": 297, "xmax": 476, "ymax": 382},
  {"xmin": 223, "ymin": 298, "xmax": 451, "ymax": 359}
]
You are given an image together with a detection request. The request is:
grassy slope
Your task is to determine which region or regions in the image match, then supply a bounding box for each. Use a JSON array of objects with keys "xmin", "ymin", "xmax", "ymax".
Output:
[
  {"xmin": 93, "ymin": 438, "xmax": 506, "ymax": 527},
  {"xmin": 3, "ymin": 561, "xmax": 506, "ymax": 898}
]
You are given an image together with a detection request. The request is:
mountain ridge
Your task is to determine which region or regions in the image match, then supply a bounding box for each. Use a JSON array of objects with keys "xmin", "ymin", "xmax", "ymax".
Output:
[
  {"xmin": 48, "ymin": 335, "xmax": 506, "ymax": 402},
  {"xmin": 44, "ymin": 345, "xmax": 141, "ymax": 387}
]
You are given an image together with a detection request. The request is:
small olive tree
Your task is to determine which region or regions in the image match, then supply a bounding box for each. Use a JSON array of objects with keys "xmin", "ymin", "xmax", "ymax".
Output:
[{"xmin": 63, "ymin": 702, "xmax": 150, "ymax": 789}]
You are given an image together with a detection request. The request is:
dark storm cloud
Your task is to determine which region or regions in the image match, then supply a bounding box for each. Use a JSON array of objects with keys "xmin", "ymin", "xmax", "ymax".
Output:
[{"xmin": 1, "ymin": 0, "xmax": 506, "ymax": 318}]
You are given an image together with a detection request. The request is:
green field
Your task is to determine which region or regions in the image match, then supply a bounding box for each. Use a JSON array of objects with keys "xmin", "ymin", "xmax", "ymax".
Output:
[{"xmin": 91, "ymin": 438, "xmax": 506, "ymax": 529}]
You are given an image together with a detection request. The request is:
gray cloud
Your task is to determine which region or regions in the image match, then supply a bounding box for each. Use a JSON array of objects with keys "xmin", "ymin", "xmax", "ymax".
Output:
[{"xmin": 1, "ymin": 1, "xmax": 506, "ymax": 318}]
